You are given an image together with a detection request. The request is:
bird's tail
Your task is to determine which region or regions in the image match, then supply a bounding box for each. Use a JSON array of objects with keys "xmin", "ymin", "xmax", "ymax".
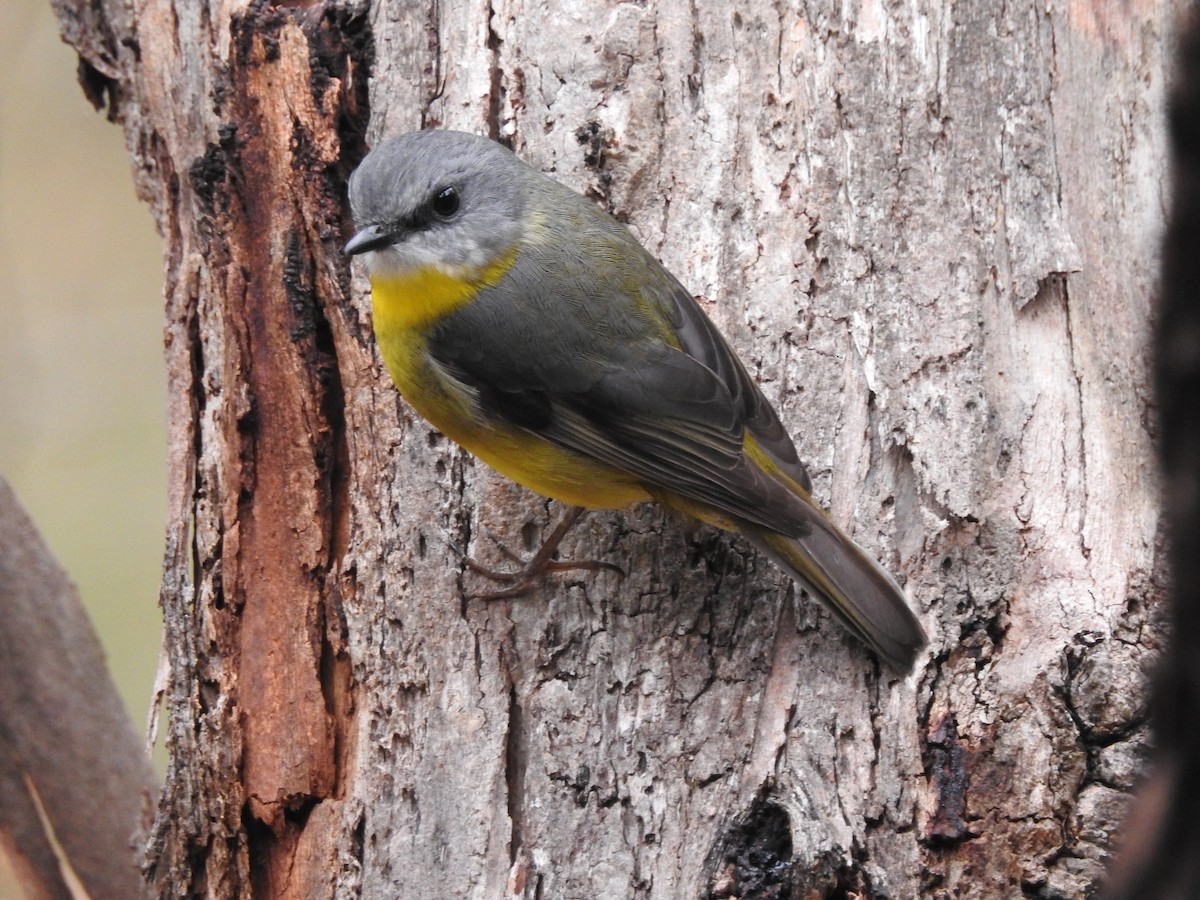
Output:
[{"xmin": 740, "ymin": 513, "xmax": 927, "ymax": 673}]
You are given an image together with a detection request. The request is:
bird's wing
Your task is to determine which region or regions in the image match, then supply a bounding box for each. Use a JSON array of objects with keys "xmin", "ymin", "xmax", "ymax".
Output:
[
  {"xmin": 427, "ymin": 235, "xmax": 813, "ymax": 535},
  {"xmin": 654, "ymin": 276, "xmax": 812, "ymax": 494}
]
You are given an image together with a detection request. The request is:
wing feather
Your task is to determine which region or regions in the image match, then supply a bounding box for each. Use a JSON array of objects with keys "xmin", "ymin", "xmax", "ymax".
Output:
[{"xmin": 426, "ymin": 197, "xmax": 813, "ymax": 533}]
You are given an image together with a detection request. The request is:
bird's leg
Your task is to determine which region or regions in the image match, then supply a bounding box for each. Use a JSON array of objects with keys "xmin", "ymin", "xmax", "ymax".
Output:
[{"xmin": 459, "ymin": 505, "xmax": 624, "ymax": 600}]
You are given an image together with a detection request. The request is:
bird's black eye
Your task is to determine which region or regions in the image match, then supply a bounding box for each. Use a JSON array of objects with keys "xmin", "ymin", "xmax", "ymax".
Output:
[{"xmin": 431, "ymin": 185, "xmax": 460, "ymax": 219}]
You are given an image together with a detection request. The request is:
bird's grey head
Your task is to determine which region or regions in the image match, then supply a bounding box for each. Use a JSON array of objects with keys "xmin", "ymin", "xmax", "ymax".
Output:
[{"xmin": 344, "ymin": 130, "xmax": 529, "ymax": 278}]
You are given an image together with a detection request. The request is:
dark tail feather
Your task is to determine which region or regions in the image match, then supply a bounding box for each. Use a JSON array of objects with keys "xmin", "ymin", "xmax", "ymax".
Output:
[{"xmin": 741, "ymin": 511, "xmax": 927, "ymax": 673}]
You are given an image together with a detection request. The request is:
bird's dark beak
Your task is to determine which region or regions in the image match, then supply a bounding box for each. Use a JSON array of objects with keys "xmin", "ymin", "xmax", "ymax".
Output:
[{"xmin": 343, "ymin": 224, "xmax": 394, "ymax": 256}]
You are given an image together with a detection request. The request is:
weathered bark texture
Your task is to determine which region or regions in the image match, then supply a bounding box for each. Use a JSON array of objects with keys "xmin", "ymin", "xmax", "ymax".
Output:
[
  {"xmin": 51, "ymin": 1, "xmax": 1174, "ymax": 897},
  {"xmin": 0, "ymin": 477, "xmax": 157, "ymax": 899},
  {"xmin": 1104, "ymin": 10, "xmax": 1200, "ymax": 900}
]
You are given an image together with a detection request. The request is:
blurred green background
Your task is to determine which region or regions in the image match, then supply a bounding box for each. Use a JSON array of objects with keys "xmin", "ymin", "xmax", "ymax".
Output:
[{"xmin": 0, "ymin": 0, "xmax": 166, "ymax": 845}]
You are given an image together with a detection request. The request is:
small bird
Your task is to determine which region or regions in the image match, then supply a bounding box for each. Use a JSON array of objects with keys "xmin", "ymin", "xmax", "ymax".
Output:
[{"xmin": 344, "ymin": 130, "xmax": 926, "ymax": 672}]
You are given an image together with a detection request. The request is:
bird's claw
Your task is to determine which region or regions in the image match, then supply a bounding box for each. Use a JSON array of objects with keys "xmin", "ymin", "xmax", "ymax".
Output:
[{"xmin": 447, "ymin": 507, "xmax": 624, "ymax": 600}]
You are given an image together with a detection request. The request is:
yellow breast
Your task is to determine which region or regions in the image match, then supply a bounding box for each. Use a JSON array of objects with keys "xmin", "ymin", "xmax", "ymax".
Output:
[{"xmin": 368, "ymin": 264, "xmax": 650, "ymax": 510}]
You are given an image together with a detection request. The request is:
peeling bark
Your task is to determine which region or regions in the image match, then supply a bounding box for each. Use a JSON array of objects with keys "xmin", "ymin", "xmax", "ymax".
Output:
[{"xmin": 49, "ymin": 1, "xmax": 1173, "ymax": 897}]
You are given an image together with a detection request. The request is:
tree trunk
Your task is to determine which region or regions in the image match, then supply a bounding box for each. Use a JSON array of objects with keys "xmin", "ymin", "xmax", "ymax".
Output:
[{"xmin": 50, "ymin": 1, "xmax": 1173, "ymax": 897}]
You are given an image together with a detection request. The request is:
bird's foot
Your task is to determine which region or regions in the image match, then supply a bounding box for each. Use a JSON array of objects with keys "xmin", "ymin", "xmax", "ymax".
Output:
[{"xmin": 453, "ymin": 506, "xmax": 624, "ymax": 600}]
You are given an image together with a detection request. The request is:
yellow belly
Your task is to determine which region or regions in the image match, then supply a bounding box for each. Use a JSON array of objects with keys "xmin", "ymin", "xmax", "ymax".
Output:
[{"xmin": 370, "ymin": 270, "xmax": 651, "ymax": 509}]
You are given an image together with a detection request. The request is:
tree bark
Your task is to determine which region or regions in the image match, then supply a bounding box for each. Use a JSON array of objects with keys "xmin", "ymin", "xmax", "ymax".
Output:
[
  {"xmin": 50, "ymin": 1, "xmax": 1173, "ymax": 897},
  {"xmin": 1103, "ymin": 10, "xmax": 1200, "ymax": 900}
]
